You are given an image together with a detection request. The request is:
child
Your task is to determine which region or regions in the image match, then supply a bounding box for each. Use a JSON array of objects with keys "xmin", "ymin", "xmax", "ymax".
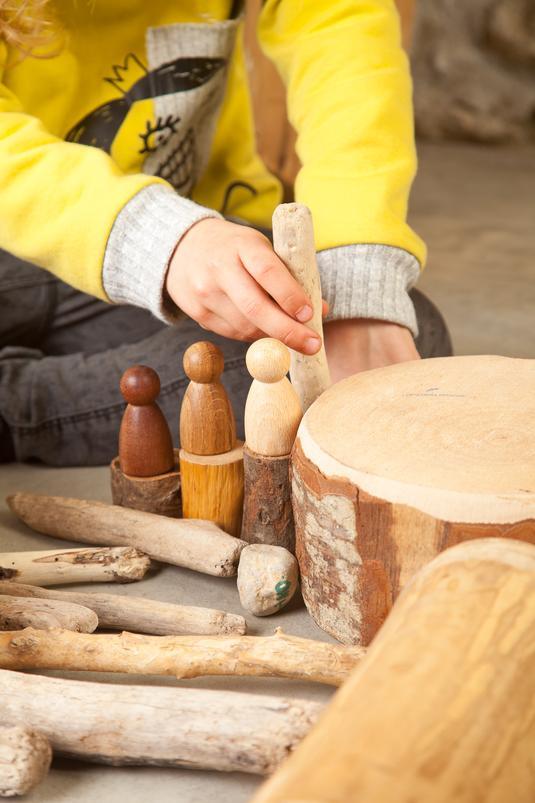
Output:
[{"xmin": 0, "ymin": 0, "xmax": 451, "ymax": 465}]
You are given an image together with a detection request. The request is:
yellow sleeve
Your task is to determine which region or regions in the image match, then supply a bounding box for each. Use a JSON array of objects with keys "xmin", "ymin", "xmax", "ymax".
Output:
[
  {"xmin": 0, "ymin": 47, "xmax": 166, "ymax": 299},
  {"xmin": 258, "ymin": 0, "xmax": 426, "ymax": 265}
]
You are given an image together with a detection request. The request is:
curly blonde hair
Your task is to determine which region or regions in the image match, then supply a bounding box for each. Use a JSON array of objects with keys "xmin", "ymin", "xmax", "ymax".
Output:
[{"xmin": 0, "ymin": 0, "xmax": 59, "ymax": 62}]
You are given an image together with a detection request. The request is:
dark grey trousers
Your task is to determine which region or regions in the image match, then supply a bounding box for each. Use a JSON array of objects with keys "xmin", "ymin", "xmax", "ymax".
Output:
[{"xmin": 0, "ymin": 253, "xmax": 452, "ymax": 466}]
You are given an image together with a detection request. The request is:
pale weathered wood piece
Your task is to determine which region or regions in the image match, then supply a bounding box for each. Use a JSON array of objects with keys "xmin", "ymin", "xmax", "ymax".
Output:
[
  {"xmin": 6, "ymin": 493, "xmax": 246, "ymax": 577},
  {"xmin": 110, "ymin": 450, "xmax": 182, "ymax": 518},
  {"xmin": 242, "ymin": 339, "xmax": 301, "ymax": 548},
  {"xmin": 0, "ymin": 546, "xmax": 150, "ymax": 586},
  {"xmin": 0, "ymin": 582, "xmax": 247, "ymax": 636},
  {"xmin": 0, "ymin": 628, "xmax": 363, "ymax": 686},
  {"xmin": 272, "ymin": 204, "xmax": 330, "ymax": 412},
  {"xmin": 0, "ymin": 596, "xmax": 97, "ymax": 633},
  {"xmin": 118, "ymin": 365, "xmax": 174, "ymax": 477},
  {"xmin": 253, "ymin": 538, "xmax": 535, "ymax": 803},
  {"xmin": 237, "ymin": 545, "xmax": 299, "ymax": 616},
  {"xmin": 0, "ymin": 724, "xmax": 52, "ymax": 798},
  {"xmin": 179, "ymin": 444, "xmax": 244, "ymax": 537},
  {"xmin": 1, "ymin": 669, "xmax": 322, "ymax": 774},
  {"xmin": 292, "ymin": 355, "xmax": 535, "ymax": 644}
]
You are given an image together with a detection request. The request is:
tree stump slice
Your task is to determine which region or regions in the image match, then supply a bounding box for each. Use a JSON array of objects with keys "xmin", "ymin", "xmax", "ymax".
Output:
[
  {"xmin": 110, "ymin": 450, "xmax": 181, "ymax": 518},
  {"xmin": 291, "ymin": 355, "xmax": 535, "ymax": 645},
  {"xmin": 241, "ymin": 446, "xmax": 294, "ymax": 552}
]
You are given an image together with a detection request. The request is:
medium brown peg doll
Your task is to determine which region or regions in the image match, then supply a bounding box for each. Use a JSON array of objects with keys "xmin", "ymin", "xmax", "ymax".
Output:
[
  {"xmin": 119, "ymin": 365, "xmax": 174, "ymax": 478},
  {"xmin": 179, "ymin": 342, "xmax": 244, "ymax": 537},
  {"xmin": 180, "ymin": 341, "xmax": 236, "ymax": 455}
]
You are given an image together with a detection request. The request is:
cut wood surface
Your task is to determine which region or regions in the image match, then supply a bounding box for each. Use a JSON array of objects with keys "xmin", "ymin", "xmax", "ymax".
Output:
[
  {"xmin": 110, "ymin": 453, "xmax": 182, "ymax": 518},
  {"xmin": 0, "ymin": 582, "xmax": 246, "ymax": 636},
  {"xmin": 253, "ymin": 538, "xmax": 535, "ymax": 803},
  {"xmin": 0, "ymin": 546, "xmax": 150, "ymax": 586},
  {"xmin": 1, "ymin": 669, "xmax": 322, "ymax": 774},
  {"xmin": 0, "ymin": 628, "xmax": 363, "ymax": 686},
  {"xmin": 272, "ymin": 204, "xmax": 331, "ymax": 412},
  {"xmin": 0, "ymin": 724, "xmax": 52, "ymax": 798},
  {"xmin": 7, "ymin": 493, "xmax": 246, "ymax": 577},
  {"xmin": 0, "ymin": 596, "xmax": 97, "ymax": 633},
  {"xmin": 293, "ymin": 355, "xmax": 535, "ymax": 644}
]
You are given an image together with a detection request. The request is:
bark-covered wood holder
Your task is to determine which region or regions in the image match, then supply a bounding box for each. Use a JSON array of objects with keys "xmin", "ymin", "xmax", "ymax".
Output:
[
  {"xmin": 292, "ymin": 354, "xmax": 535, "ymax": 646},
  {"xmin": 110, "ymin": 364, "xmax": 182, "ymax": 517},
  {"xmin": 242, "ymin": 338, "xmax": 302, "ymax": 551},
  {"xmin": 179, "ymin": 341, "xmax": 244, "ymax": 537}
]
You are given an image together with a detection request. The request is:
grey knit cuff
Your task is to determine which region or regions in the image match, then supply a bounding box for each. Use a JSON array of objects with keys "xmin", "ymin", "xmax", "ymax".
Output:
[
  {"xmin": 316, "ymin": 244, "xmax": 421, "ymax": 336},
  {"xmin": 102, "ymin": 184, "xmax": 222, "ymax": 323}
]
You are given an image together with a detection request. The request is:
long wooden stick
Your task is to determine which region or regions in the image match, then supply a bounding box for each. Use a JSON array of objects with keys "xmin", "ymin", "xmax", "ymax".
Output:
[
  {"xmin": 0, "ymin": 596, "xmax": 98, "ymax": 633},
  {"xmin": 1, "ymin": 668, "xmax": 322, "ymax": 774},
  {"xmin": 0, "ymin": 582, "xmax": 246, "ymax": 636},
  {"xmin": 272, "ymin": 203, "xmax": 331, "ymax": 412},
  {"xmin": 0, "ymin": 724, "xmax": 51, "ymax": 798},
  {"xmin": 0, "ymin": 546, "xmax": 150, "ymax": 586},
  {"xmin": 7, "ymin": 493, "xmax": 246, "ymax": 577},
  {"xmin": 253, "ymin": 538, "xmax": 535, "ymax": 802},
  {"xmin": 0, "ymin": 628, "xmax": 363, "ymax": 686}
]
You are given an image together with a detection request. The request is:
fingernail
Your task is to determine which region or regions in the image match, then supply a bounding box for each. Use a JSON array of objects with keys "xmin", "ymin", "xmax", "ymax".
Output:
[
  {"xmin": 304, "ymin": 337, "xmax": 321, "ymax": 354},
  {"xmin": 296, "ymin": 305, "xmax": 313, "ymax": 322}
]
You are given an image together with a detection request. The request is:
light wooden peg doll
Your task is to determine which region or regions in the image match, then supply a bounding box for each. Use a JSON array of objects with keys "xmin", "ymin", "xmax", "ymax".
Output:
[
  {"xmin": 241, "ymin": 339, "xmax": 302, "ymax": 552},
  {"xmin": 110, "ymin": 365, "xmax": 181, "ymax": 517},
  {"xmin": 179, "ymin": 342, "xmax": 244, "ymax": 537}
]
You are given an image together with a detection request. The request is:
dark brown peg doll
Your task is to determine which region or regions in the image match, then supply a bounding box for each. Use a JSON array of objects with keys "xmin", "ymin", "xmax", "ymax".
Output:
[{"xmin": 119, "ymin": 365, "xmax": 174, "ymax": 477}]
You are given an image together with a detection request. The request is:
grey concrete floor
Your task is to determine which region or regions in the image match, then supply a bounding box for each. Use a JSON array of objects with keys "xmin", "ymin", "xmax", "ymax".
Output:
[
  {"xmin": 1, "ymin": 142, "xmax": 534, "ymax": 802},
  {"xmin": 412, "ymin": 143, "xmax": 535, "ymax": 358}
]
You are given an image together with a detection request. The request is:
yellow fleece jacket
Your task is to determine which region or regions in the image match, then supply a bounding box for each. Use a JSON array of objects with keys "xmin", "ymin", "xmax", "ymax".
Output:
[{"xmin": 0, "ymin": 0, "xmax": 425, "ymax": 305}]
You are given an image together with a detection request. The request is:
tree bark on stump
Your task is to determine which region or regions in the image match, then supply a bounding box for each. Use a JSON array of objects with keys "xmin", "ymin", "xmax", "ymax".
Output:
[
  {"xmin": 241, "ymin": 446, "xmax": 295, "ymax": 552},
  {"xmin": 110, "ymin": 450, "xmax": 181, "ymax": 518},
  {"xmin": 291, "ymin": 356, "xmax": 535, "ymax": 645}
]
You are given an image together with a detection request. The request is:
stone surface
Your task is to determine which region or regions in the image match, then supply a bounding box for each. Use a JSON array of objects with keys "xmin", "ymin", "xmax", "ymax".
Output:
[{"xmin": 237, "ymin": 544, "xmax": 298, "ymax": 616}]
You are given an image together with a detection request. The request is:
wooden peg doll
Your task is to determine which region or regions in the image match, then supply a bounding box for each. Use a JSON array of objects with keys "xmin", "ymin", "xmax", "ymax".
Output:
[
  {"xmin": 179, "ymin": 342, "xmax": 244, "ymax": 537},
  {"xmin": 241, "ymin": 339, "xmax": 302, "ymax": 552}
]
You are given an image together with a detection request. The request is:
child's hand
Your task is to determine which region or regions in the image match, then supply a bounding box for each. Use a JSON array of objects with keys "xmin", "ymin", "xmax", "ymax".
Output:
[
  {"xmin": 325, "ymin": 318, "xmax": 420, "ymax": 383},
  {"xmin": 166, "ymin": 218, "xmax": 322, "ymax": 355}
]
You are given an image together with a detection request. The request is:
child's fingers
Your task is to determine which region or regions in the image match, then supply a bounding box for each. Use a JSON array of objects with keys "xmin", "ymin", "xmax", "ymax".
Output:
[
  {"xmin": 240, "ymin": 238, "xmax": 314, "ymax": 323},
  {"xmin": 203, "ymin": 293, "xmax": 264, "ymax": 341},
  {"xmin": 221, "ymin": 263, "xmax": 321, "ymax": 355},
  {"xmin": 322, "ymin": 299, "xmax": 329, "ymax": 317}
]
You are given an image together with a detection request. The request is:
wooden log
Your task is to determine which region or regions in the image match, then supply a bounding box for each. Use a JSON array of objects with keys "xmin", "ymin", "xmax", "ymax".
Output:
[
  {"xmin": 0, "ymin": 724, "xmax": 51, "ymax": 798},
  {"xmin": 0, "ymin": 546, "xmax": 151, "ymax": 586},
  {"xmin": 179, "ymin": 445, "xmax": 244, "ymax": 538},
  {"xmin": 0, "ymin": 582, "xmax": 247, "ymax": 636},
  {"xmin": 292, "ymin": 355, "xmax": 535, "ymax": 644},
  {"xmin": 241, "ymin": 339, "xmax": 301, "ymax": 550},
  {"xmin": 241, "ymin": 447, "xmax": 294, "ymax": 551},
  {"xmin": 0, "ymin": 596, "xmax": 97, "ymax": 633},
  {"xmin": 252, "ymin": 538, "xmax": 535, "ymax": 803},
  {"xmin": 272, "ymin": 204, "xmax": 330, "ymax": 412},
  {"xmin": 110, "ymin": 452, "xmax": 182, "ymax": 518},
  {"xmin": 1, "ymin": 669, "xmax": 323, "ymax": 774},
  {"xmin": 6, "ymin": 493, "xmax": 246, "ymax": 577},
  {"xmin": 0, "ymin": 628, "xmax": 363, "ymax": 686}
]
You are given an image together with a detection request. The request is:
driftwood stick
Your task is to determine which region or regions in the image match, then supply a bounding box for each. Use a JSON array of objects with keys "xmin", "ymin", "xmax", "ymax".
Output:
[
  {"xmin": 0, "ymin": 583, "xmax": 246, "ymax": 637},
  {"xmin": 1, "ymin": 668, "xmax": 322, "ymax": 775},
  {"xmin": 0, "ymin": 596, "xmax": 97, "ymax": 633},
  {"xmin": 7, "ymin": 493, "xmax": 246, "ymax": 577},
  {"xmin": 0, "ymin": 628, "xmax": 363, "ymax": 686},
  {"xmin": 0, "ymin": 724, "xmax": 52, "ymax": 798},
  {"xmin": 0, "ymin": 546, "xmax": 150, "ymax": 586}
]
